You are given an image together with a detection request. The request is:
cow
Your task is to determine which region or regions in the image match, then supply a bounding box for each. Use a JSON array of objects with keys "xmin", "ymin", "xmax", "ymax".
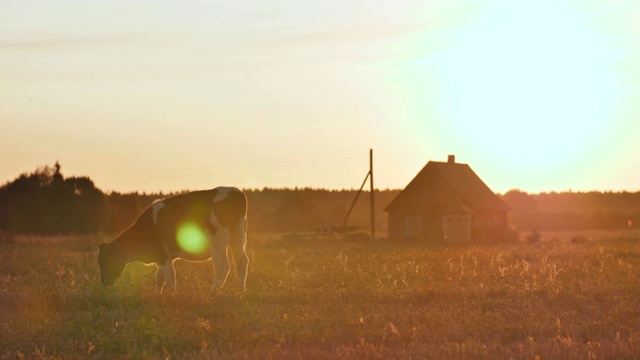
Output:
[{"xmin": 98, "ymin": 187, "xmax": 248, "ymax": 293}]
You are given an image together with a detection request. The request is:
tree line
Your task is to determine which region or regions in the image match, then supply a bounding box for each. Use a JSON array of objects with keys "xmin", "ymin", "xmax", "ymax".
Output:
[
  {"xmin": 502, "ymin": 189, "xmax": 640, "ymax": 231},
  {"xmin": 0, "ymin": 164, "xmax": 398, "ymax": 235},
  {"xmin": 0, "ymin": 163, "xmax": 152, "ymax": 234},
  {"xmin": 1, "ymin": 164, "xmax": 638, "ymax": 235}
]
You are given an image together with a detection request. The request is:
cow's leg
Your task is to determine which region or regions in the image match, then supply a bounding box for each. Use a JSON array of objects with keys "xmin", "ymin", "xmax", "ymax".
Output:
[
  {"xmin": 159, "ymin": 260, "xmax": 177, "ymax": 294},
  {"xmin": 230, "ymin": 217, "xmax": 249, "ymax": 290},
  {"xmin": 154, "ymin": 266, "xmax": 165, "ymax": 293},
  {"xmin": 210, "ymin": 228, "xmax": 231, "ymax": 292}
]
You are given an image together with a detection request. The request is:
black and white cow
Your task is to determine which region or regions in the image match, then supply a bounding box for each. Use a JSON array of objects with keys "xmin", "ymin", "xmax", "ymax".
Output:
[{"xmin": 98, "ymin": 187, "xmax": 248, "ymax": 293}]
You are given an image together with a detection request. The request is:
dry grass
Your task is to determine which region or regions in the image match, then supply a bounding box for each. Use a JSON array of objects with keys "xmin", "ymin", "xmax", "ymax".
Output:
[
  {"xmin": 2, "ymin": 232, "xmax": 640, "ymax": 359},
  {"xmin": 540, "ymin": 229, "xmax": 640, "ymax": 242}
]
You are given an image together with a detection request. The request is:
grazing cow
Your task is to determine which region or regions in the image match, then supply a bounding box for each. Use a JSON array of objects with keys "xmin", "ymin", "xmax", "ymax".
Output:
[{"xmin": 98, "ymin": 187, "xmax": 248, "ymax": 293}]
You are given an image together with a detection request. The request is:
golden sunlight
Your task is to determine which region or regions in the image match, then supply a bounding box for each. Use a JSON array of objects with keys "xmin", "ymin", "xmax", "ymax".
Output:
[{"xmin": 406, "ymin": 1, "xmax": 628, "ymax": 193}]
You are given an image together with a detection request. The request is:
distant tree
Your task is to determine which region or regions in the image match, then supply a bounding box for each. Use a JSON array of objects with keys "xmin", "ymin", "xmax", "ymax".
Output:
[
  {"xmin": 0, "ymin": 163, "xmax": 105, "ymax": 234},
  {"xmin": 501, "ymin": 189, "xmax": 538, "ymax": 230},
  {"xmin": 64, "ymin": 176, "xmax": 105, "ymax": 232},
  {"xmin": 329, "ymin": 204, "xmax": 347, "ymax": 227},
  {"xmin": 275, "ymin": 194, "xmax": 322, "ymax": 232},
  {"xmin": 53, "ymin": 161, "xmax": 63, "ymax": 183},
  {"xmin": 100, "ymin": 191, "xmax": 157, "ymax": 233}
]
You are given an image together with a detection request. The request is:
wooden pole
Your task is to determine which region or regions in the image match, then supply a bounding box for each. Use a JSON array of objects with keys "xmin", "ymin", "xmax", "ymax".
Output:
[
  {"xmin": 370, "ymin": 149, "xmax": 375, "ymax": 240},
  {"xmin": 341, "ymin": 171, "xmax": 370, "ymax": 229}
]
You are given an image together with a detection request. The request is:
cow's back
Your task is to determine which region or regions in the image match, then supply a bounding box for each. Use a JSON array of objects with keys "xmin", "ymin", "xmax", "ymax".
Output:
[{"xmin": 153, "ymin": 188, "xmax": 246, "ymax": 258}]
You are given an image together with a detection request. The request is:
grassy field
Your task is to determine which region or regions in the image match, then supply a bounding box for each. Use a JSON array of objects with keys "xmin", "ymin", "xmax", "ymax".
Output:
[{"xmin": 2, "ymin": 232, "xmax": 640, "ymax": 359}]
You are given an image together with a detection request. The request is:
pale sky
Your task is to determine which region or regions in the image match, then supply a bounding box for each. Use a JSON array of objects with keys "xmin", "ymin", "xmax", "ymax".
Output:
[{"xmin": 2, "ymin": 0, "xmax": 639, "ymax": 194}]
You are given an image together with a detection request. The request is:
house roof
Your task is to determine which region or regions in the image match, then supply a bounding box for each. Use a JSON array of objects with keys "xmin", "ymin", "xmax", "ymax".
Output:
[{"xmin": 385, "ymin": 160, "xmax": 509, "ymax": 212}]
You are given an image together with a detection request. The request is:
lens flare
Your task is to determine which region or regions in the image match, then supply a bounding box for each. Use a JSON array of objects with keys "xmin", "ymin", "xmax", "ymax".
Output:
[{"xmin": 176, "ymin": 222, "xmax": 208, "ymax": 254}]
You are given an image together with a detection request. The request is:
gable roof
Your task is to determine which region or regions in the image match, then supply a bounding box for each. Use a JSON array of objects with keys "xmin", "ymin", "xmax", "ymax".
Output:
[{"xmin": 385, "ymin": 160, "xmax": 509, "ymax": 212}]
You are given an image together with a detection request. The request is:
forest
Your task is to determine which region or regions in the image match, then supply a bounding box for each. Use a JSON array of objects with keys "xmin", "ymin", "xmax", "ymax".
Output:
[{"xmin": 0, "ymin": 163, "xmax": 638, "ymax": 235}]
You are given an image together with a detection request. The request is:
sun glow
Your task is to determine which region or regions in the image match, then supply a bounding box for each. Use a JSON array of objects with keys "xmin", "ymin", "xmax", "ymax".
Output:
[
  {"xmin": 176, "ymin": 222, "xmax": 208, "ymax": 254},
  {"xmin": 403, "ymin": 1, "xmax": 630, "ymax": 192},
  {"xmin": 445, "ymin": 5, "xmax": 617, "ymax": 156}
]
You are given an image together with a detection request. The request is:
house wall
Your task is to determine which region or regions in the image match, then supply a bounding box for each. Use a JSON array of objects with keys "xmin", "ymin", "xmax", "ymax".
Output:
[
  {"xmin": 387, "ymin": 210, "xmax": 405, "ymax": 239},
  {"xmin": 442, "ymin": 213, "xmax": 472, "ymax": 243},
  {"xmin": 388, "ymin": 207, "xmax": 445, "ymax": 241},
  {"xmin": 389, "ymin": 208, "xmax": 507, "ymax": 242}
]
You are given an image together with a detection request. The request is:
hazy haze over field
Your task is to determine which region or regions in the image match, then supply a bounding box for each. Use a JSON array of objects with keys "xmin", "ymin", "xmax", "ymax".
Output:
[{"xmin": 2, "ymin": 0, "xmax": 639, "ymax": 193}]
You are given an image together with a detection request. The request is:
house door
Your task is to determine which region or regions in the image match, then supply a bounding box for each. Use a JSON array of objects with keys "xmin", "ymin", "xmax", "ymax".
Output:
[{"xmin": 442, "ymin": 214, "xmax": 471, "ymax": 243}]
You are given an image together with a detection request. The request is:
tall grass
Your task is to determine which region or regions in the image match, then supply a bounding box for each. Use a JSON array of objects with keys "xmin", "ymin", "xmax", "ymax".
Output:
[{"xmin": 1, "ymin": 233, "xmax": 640, "ymax": 359}]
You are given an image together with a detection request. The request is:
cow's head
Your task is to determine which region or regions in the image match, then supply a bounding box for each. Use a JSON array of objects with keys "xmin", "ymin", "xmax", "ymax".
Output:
[{"xmin": 98, "ymin": 242, "xmax": 126, "ymax": 285}]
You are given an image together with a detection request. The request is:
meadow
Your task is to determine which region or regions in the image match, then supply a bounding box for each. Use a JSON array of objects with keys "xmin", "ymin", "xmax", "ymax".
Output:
[{"xmin": 2, "ymin": 232, "xmax": 640, "ymax": 359}]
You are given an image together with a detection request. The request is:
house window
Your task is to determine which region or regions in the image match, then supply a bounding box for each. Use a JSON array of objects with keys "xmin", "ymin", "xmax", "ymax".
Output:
[{"xmin": 405, "ymin": 217, "xmax": 422, "ymax": 235}]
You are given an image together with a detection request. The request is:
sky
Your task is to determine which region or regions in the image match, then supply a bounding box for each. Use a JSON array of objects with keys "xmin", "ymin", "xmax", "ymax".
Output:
[{"xmin": 2, "ymin": 0, "xmax": 640, "ymax": 194}]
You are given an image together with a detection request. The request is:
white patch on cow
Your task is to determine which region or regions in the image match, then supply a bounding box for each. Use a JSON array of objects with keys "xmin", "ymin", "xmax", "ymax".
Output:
[
  {"xmin": 151, "ymin": 200, "xmax": 165, "ymax": 226},
  {"xmin": 210, "ymin": 210, "xmax": 221, "ymax": 232},
  {"xmin": 213, "ymin": 187, "xmax": 234, "ymax": 203}
]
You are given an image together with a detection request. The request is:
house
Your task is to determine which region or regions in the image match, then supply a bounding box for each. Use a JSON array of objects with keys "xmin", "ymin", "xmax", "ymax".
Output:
[{"xmin": 384, "ymin": 155, "xmax": 509, "ymax": 243}]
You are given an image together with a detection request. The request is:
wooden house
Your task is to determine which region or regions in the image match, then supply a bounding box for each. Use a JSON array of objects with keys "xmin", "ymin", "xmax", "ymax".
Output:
[{"xmin": 384, "ymin": 155, "xmax": 509, "ymax": 243}]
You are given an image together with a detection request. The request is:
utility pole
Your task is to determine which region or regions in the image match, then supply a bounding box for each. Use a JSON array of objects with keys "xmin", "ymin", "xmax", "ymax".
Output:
[
  {"xmin": 370, "ymin": 149, "xmax": 375, "ymax": 240},
  {"xmin": 340, "ymin": 149, "xmax": 376, "ymax": 239}
]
